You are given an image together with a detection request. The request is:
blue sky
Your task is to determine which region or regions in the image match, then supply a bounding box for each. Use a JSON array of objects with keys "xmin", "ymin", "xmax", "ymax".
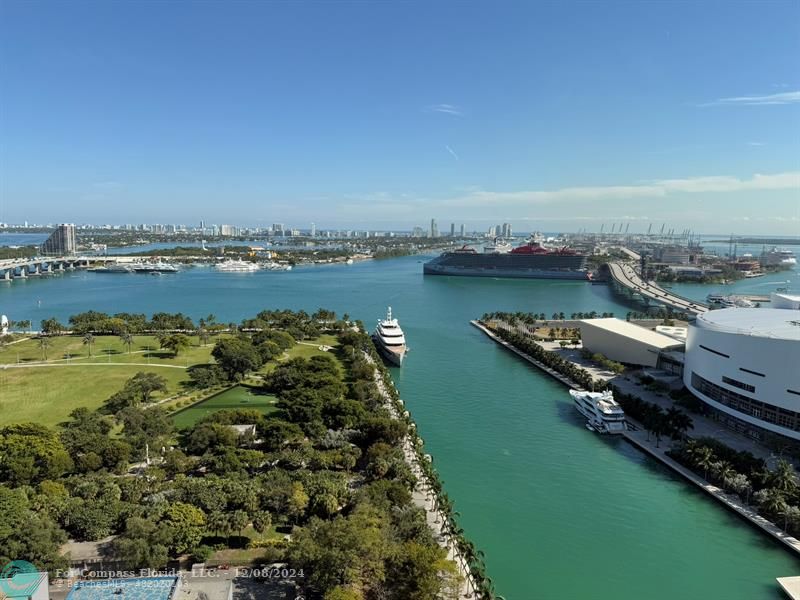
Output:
[{"xmin": 1, "ymin": 0, "xmax": 799, "ymax": 233}]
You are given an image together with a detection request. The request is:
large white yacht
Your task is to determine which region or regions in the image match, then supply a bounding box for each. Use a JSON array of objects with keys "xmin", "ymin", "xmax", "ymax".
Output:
[
  {"xmin": 372, "ymin": 306, "xmax": 407, "ymax": 366},
  {"xmin": 569, "ymin": 389, "xmax": 627, "ymax": 434},
  {"xmin": 132, "ymin": 261, "xmax": 179, "ymax": 273},
  {"xmin": 215, "ymin": 259, "xmax": 260, "ymax": 272}
]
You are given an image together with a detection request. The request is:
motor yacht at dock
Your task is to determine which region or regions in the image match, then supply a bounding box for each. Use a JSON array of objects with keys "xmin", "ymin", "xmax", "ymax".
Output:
[
  {"xmin": 569, "ymin": 389, "xmax": 627, "ymax": 434},
  {"xmin": 372, "ymin": 306, "xmax": 407, "ymax": 366}
]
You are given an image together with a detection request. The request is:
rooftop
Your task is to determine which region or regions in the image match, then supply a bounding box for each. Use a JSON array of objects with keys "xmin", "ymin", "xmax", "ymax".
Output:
[
  {"xmin": 579, "ymin": 318, "xmax": 685, "ymax": 349},
  {"xmin": 773, "ymin": 292, "xmax": 800, "ymax": 302},
  {"xmin": 695, "ymin": 308, "xmax": 800, "ymax": 341}
]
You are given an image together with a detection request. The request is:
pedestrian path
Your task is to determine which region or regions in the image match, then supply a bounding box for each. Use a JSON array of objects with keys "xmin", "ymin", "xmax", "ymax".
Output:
[{"xmin": 365, "ymin": 353, "xmax": 478, "ymax": 599}]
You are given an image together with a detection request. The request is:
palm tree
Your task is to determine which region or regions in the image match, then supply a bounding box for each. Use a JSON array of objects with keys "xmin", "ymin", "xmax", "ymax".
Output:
[
  {"xmin": 38, "ymin": 336, "xmax": 50, "ymax": 361},
  {"xmin": 120, "ymin": 332, "xmax": 134, "ymax": 354},
  {"xmin": 82, "ymin": 333, "xmax": 95, "ymax": 357},
  {"xmin": 693, "ymin": 446, "xmax": 715, "ymax": 481},
  {"xmin": 717, "ymin": 461, "xmax": 736, "ymax": 490},
  {"xmin": 773, "ymin": 460, "xmax": 799, "ymax": 496},
  {"xmin": 198, "ymin": 327, "xmax": 210, "ymax": 347}
]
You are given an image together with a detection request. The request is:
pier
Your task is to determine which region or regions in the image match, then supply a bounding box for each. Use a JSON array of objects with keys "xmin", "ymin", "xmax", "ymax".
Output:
[
  {"xmin": 471, "ymin": 319, "xmax": 800, "ymax": 564},
  {"xmin": 604, "ymin": 261, "xmax": 709, "ymax": 315}
]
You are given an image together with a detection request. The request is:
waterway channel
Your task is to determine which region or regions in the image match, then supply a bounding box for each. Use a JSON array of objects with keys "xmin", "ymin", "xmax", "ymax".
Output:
[{"xmin": 1, "ymin": 253, "xmax": 799, "ymax": 598}]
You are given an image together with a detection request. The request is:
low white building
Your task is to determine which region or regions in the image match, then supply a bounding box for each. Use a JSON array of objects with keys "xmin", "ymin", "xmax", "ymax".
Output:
[
  {"xmin": 579, "ymin": 318, "xmax": 684, "ymax": 368},
  {"xmin": 684, "ymin": 308, "xmax": 800, "ymax": 442},
  {"xmin": 772, "ymin": 292, "xmax": 800, "ymax": 310}
]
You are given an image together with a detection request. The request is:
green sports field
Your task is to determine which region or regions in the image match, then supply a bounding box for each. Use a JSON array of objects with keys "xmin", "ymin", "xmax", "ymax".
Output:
[{"xmin": 171, "ymin": 384, "xmax": 279, "ymax": 429}]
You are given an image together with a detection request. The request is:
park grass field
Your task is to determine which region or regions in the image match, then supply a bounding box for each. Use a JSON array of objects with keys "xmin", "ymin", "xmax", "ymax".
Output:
[
  {"xmin": 171, "ymin": 384, "xmax": 279, "ymax": 429},
  {"xmin": 0, "ymin": 364, "xmax": 189, "ymax": 427},
  {"xmin": 260, "ymin": 333, "xmax": 341, "ymax": 374},
  {"xmin": 0, "ymin": 334, "xmax": 218, "ymax": 366},
  {"xmin": 0, "ymin": 333, "xmax": 341, "ymax": 428}
]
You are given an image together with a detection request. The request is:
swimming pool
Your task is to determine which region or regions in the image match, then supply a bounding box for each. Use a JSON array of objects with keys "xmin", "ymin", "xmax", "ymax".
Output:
[{"xmin": 65, "ymin": 576, "xmax": 178, "ymax": 600}]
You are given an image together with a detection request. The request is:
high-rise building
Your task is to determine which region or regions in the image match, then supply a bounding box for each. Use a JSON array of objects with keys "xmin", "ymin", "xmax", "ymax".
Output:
[
  {"xmin": 310, "ymin": 222, "xmax": 316, "ymax": 237},
  {"xmin": 41, "ymin": 223, "xmax": 77, "ymax": 255},
  {"xmin": 272, "ymin": 223, "xmax": 284, "ymax": 236},
  {"xmin": 501, "ymin": 223, "xmax": 513, "ymax": 238},
  {"xmin": 460, "ymin": 224, "xmax": 465, "ymax": 237},
  {"xmin": 450, "ymin": 223, "xmax": 455, "ymax": 237},
  {"xmin": 218, "ymin": 224, "xmax": 236, "ymax": 237},
  {"xmin": 430, "ymin": 218, "xmax": 439, "ymax": 238}
]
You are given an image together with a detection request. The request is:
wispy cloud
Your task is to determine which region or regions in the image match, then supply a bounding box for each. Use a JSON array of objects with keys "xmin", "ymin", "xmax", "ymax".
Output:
[
  {"xmin": 335, "ymin": 171, "xmax": 800, "ymax": 218},
  {"xmin": 444, "ymin": 145, "xmax": 459, "ymax": 160},
  {"xmin": 701, "ymin": 91, "xmax": 800, "ymax": 106},
  {"xmin": 747, "ymin": 141, "xmax": 766, "ymax": 147},
  {"xmin": 440, "ymin": 172, "xmax": 800, "ymax": 208},
  {"xmin": 425, "ymin": 103, "xmax": 464, "ymax": 116}
]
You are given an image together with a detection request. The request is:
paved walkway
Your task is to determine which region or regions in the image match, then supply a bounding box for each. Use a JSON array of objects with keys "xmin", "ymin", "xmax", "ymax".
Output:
[
  {"xmin": 537, "ymin": 339, "xmax": 781, "ymax": 465},
  {"xmin": 1, "ymin": 361, "xmax": 187, "ymax": 369},
  {"xmin": 473, "ymin": 319, "xmax": 800, "ymax": 560},
  {"xmin": 366, "ymin": 353, "xmax": 478, "ymax": 599}
]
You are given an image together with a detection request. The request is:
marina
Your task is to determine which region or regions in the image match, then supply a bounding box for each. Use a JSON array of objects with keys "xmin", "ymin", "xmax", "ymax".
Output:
[{"xmin": 1, "ymin": 254, "xmax": 799, "ymax": 598}]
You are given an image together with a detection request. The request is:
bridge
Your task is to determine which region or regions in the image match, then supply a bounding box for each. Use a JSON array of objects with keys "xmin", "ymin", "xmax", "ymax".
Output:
[
  {"xmin": 0, "ymin": 256, "xmax": 115, "ymax": 281},
  {"xmin": 604, "ymin": 261, "xmax": 709, "ymax": 316}
]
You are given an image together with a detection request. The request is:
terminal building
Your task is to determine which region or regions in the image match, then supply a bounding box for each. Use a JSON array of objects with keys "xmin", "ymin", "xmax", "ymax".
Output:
[
  {"xmin": 578, "ymin": 318, "xmax": 685, "ymax": 368},
  {"xmin": 683, "ymin": 308, "xmax": 800, "ymax": 443},
  {"xmin": 772, "ymin": 292, "xmax": 800, "ymax": 311}
]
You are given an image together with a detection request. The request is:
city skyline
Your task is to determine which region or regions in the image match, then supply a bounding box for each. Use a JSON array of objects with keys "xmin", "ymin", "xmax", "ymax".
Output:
[{"xmin": 1, "ymin": 1, "xmax": 799, "ymax": 233}]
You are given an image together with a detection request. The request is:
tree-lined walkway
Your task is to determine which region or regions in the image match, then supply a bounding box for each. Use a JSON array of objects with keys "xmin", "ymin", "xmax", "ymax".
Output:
[{"xmin": 366, "ymin": 352, "xmax": 479, "ymax": 599}]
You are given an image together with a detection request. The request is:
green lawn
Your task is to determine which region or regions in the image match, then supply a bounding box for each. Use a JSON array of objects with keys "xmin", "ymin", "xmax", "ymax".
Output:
[
  {"xmin": 0, "ymin": 334, "xmax": 220, "ymax": 366},
  {"xmin": 260, "ymin": 334, "xmax": 342, "ymax": 375},
  {"xmin": 0, "ymin": 333, "xmax": 339, "ymax": 429},
  {"xmin": 0, "ymin": 364, "xmax": 190, "ymax": 427},
  {"xmin": 172, "ymin": 384, "xmax": 279, "ymax": 429}
]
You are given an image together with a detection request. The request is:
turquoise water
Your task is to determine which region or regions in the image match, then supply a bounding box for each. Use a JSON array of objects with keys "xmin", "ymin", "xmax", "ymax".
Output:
[
  {"xmin": 65, "ymin": 577, "xmax": 177, "ymax": 599},
  {"xmin": 2, "ymin": 256, "xmax": 799, "ymax": 598}
]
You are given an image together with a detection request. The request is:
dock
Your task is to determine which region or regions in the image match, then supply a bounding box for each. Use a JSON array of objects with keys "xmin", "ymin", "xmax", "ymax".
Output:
[
  {"xmin": 471, "ymin": 319, "xmax": 800, "ymax": 563},
  {"xmin": 778, "ymin": 576, "xmax": 800, "ymax": 599}
]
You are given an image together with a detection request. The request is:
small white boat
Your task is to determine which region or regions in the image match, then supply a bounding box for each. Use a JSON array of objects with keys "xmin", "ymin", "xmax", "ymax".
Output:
[{"xmin": 569, "ymin": 389, "xmax": 627, "ymax": 434}]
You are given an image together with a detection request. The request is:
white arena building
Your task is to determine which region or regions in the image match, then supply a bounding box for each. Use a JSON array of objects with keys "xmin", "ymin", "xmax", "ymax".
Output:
[{"xmin": 684, "ymin": 308, "xmax": 800, "ymax": 442}]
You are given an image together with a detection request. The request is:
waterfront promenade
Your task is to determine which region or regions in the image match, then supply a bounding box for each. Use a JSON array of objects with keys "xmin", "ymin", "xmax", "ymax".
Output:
[
  {"xmin": 471, "ymin": 319, "xmax": 800, "ymax": 561},
  {"xmin": 365, "ymin": 352, "xmax": 478, "ymax": 599}
]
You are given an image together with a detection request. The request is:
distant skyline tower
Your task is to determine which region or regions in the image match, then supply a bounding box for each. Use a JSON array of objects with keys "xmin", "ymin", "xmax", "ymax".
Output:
[
  {"xmin": 41, "ymin": 223, "xmax": 77, "ymax": 256},
  {"xmin": 430, "ymin": 218, "xmax": 438, "ymax": 238},
  {"xmin": 310, "ymin": 222, "xmax": 316, "ymax": 237},
  {"xmin": 450, "ymin": 222, "xmax": 455, "ymax": 237},
  {"xmin": 460, "ymin": 224, "xmax": 465, "ymax": 237}
]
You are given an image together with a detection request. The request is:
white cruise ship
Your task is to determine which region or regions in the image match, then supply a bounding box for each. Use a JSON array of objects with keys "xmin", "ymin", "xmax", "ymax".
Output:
[
  {"xmin": 372, "ymin": 306, "xmax": 407, "ymax": 366},
  {"xmin": 761, "ymin": 247, "xmax": 797, "ymax": 269},
  {"xmin": 569, "ymin": 389, "xmax": 627, "ymax": 434},
  {"xmin": 215, "ymin": 259, "xmax": 260, "ymax": 272}
]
